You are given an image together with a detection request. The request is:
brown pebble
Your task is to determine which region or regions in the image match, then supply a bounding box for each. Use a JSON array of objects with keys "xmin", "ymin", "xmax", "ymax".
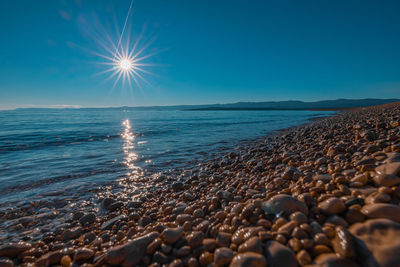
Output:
[
  {"xmin": 217, "ymin": 232, "xmax": 232, "ymax": 247},
  {"xmin": 203, "ymin": 238, "xmax": 217, "ymax": 252},
  {"xmin": 290, "ymin": 212, "xmax": 308, "ymax": 225},
  {"xmin": 229, "ymin": 252, "xmax": 267, "ymax": 267},
  {"xmin": 214, "ymin": 247, "xmax": 234, "ymax": 266},
  {"xmin": 264, "ymin": 241, "xmax": 297, "ymax": 267},
  {"xmin": 187, "ymin": 231, "xmax": 205, "ymax": 249},
  {"xmin": 73, "ymin": 248, "xmax": 94, "ymax": 262},
  {"xmin": 238, "ymin": 237, "xmax": 263, "ymax": 254},
  {"xmin": 313, "ymin": 233, "xmax": 330, "ymax": 246},
  {"xmin": 361, "ymin": 203, "xmax": 400, "ymax": 222},
  {"xmin": 311, "ymin": 244, "xmax": 332, "ymax": 256},
  {"xmin": 318, "ymin": 197, "xmax": 346, "ymax": 215},
  {"xmin": 60, "ymin": 255, "xmax": 71, "ymax": 267},
  {"xmin": 199, "ymin": 251, "xmax": 214, "ymax": 266},
  {"xmin": 296, "ymin": 249, "xmax": 312, "ymax": 266},
  {"xmin": 105, "ymin": 231, "xmax": 158, "ymax": 266},
  {"xmin": 332, "ymin": 226, "xmax": 356, "ymax": 259},
  {"xmin": 161, "ymin": 227, "xmax": 183, "ymax": 244}
]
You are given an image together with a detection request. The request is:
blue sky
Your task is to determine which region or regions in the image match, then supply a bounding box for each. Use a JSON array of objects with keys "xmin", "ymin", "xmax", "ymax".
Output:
[{"xmin": 0, "ymin": 0, "xmax": 399, "ymax": 109}]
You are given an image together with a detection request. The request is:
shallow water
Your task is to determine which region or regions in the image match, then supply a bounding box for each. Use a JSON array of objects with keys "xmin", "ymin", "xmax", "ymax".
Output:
[{"xmin": 0, "ymin": 108, "xmax": 334, "ymax": 204}]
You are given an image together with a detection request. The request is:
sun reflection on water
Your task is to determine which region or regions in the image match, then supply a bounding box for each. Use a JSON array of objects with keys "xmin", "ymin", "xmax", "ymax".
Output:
[{"xmin": 122, "ymin": 119, "xmax": 138, "ymax": 170}]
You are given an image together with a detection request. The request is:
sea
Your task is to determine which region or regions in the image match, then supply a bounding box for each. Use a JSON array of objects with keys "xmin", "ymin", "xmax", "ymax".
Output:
[{"xmin": 0, "ymin": 108, "xmax": 335, "ymax": 205}]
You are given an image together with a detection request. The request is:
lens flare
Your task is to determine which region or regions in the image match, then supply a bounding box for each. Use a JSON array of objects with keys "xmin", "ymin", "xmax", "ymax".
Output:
[
  {"xmin": 119, "ymin": 58, "xmax": 133, "ymax": 71},
  {"xmin": 87, "ymin": 0, "xmax": 163, "ymax": 91}
]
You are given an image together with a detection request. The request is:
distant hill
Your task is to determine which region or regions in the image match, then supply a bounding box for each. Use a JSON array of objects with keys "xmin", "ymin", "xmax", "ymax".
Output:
[
  {"xmin": 14, "ymin": 98, "xmax": 400, "ymax": 111},
  {"xmin": 182, "ymin": 98, "xmax": 400, "ymax": 111}
]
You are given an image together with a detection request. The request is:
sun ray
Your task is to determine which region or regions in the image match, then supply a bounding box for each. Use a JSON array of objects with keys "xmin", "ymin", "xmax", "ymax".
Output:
[{"xmin": 88, "ymin": 1, "xmax": 163, "ymax": 92}]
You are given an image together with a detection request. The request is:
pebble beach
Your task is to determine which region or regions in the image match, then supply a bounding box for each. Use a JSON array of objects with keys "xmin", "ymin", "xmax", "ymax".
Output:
[{"xmin": 1, "ymin": 102, "xmax": 400, "ymax": 267}]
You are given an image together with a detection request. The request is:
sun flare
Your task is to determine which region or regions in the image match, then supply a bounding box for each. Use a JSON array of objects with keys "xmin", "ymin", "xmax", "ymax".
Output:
[{"xmin": 118, "ymin": 58, "xmax": 133, "ymax": 72}]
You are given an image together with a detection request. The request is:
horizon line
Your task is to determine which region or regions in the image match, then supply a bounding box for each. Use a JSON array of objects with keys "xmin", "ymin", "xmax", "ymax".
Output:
[{"xmin": 1, "ymin": 97, "xmax": 399, "ymax": 111}]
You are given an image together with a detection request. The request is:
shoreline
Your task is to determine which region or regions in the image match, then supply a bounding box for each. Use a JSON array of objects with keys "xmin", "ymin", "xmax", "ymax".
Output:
[{"xmin": 1, "ymin": 104, "xmax": 400, "ymax": 266}]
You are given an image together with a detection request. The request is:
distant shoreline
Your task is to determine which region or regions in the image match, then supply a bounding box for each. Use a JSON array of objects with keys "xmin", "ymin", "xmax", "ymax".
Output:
[
  {"xmin": 4, "ymin": 98, "xmax": 399, "ymax": 111},
  {"xmin": 184, "ymin": 107, "xmax": 355, "ymax": 111}
]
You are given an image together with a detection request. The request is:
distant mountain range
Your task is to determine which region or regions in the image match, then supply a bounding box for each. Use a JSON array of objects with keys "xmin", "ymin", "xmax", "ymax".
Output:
[
  {"xmin": 116, "ymin": 98, "xmax": 400, "ymax": 111},
  {"xmin": 183, "ymin": 98, "xmax": 400, "ymax": 111},
  {"xmin": 15, "ymin": 98, "xmax": 400, "ymax": 111}
]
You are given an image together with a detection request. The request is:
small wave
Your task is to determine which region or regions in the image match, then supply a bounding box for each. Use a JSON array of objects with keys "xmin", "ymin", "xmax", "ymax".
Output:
[
  {"xmin": 0, "ymin": 134, "xmax": 120, "ymax": 154},
  {"xmin": 0, "ymin": 165, "xmax": 126, "ymax": 196}
]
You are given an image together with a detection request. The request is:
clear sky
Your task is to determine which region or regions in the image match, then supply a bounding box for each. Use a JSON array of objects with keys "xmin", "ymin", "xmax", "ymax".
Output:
[{"xmin": 0, "ymin": 0, "xmax": 400, "ymax": 109}]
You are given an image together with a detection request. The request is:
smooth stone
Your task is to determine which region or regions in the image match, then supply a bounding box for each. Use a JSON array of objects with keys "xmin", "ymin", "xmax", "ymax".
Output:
[
  {"xmin": 105, "ymin": 231, "xmax": 159, "ymax": 266},
  {"xmin": 229, "ymin": 252, "xmax": 267, "ymax": 267},
  {"xmin": 186, "ymin": 231, "xmax": 204, "ymax": 249},
  {"xmin": 314, "ymin": 253, "xmax": 358, "ymax": 267},
  {"xmin": 350, "ymin": 174, "xmax": 368, "ymax": 185},
  {"xmin": 264, "ymin": 240, "xmax": 298, "ymax": 267},
  {"xmin": 238, "ymin": 237, "xmax": 263, "ymax": 254},
  {"xmin": 296, "ymin": 250, "xmax": 311, "ymax": 266},
  {"xmin": 263, "ymin": 194, "xmax": 308, "ymax": 216},
  {"xmin": 375, "ymin": 162, "xmax": 400, "ymax": 176},
  {"xmin": 372, "ymin": 173, "xmax": 400, "ymax": 187},
  {"xmin": 332, "ymin": 227, "xmax": 356, "ymax": 259},
  {"xmin": 0, "ymin": 242, "xmax": 32, "ymax": 258},
  {"xmin": 231, "ymin": 227, "xmax": 264, "ymax": 245},
  {"xmin": 313, "ymin": 174, "xmax": 332, "ymax": 182},
  {"xmin": 350, "ymin": 219, "xmax": 400, "ymax": 267},
  {"xmin": 61, "ymin": 226, "xmax": 83, "ymax": 241},
  {"xmin": 161, "ymin": 227, "xmax": 183, "ymax": 244},
  {"xmin": 153, "ymin": 251, "xmax": 169, "ymax": 264},
  {"xmin": 61, "ymin": 255, "xmax": 71, "ymax": 267},
  {"xmin": 173, "ymin": 246, "xmax": 191, "ymax": 257},
  {"xmin": 216, "ymin": 232, "xmax": 232, "ymax": 247},
  {"xmin": 214, "ymin": 247, "xmax": 234, "ymax": 266},
  {"xmin": 146, "ymin": 238, "xmax": 162, "ymax": 255},
  {"xmin": 36, "ymin": 250, "xmax": 65, "ymax": 266},
  {"xmin": 361, "ymin": 203, "xmax": 400, "ymax": 222},
  {"xmin": 318, "ymin": 197, "xmax": 346, "ymax": 215},
  {"xmin": 172, "ymin": 181, "xmax": 184, "ymax": 191},
  {"xmin": 79, "ymin": 213, "xmax": 96, "ymax": 226},
  {"xmin": 73, "ymin": 248, "xmax": 94, "ymax": 261},
  {"xmin": 100, "ymin": 215, "xmax": 127, "ymax": 230},
  {"xmin": 290, "ymin": 212, "xmax": 308, "ymax": 225},
  {"xmin": 203, "ymin": 238, "xmax": 217, "ymax": 252},
  {"xmin": 326, "ymin": 215, "xmax": 348, "ymax": 228}
]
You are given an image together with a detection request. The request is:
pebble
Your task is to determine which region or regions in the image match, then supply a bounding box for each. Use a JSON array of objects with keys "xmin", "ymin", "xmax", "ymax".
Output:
[
  {"xmin": 361, "ymin": 203, "xmax": 400, "ymax": 222},
  {"xmin": 372, "ymin": 172, "xmax": 400, "ymax": 187},
  {"xmin": 79, "ymin": 212, "xmax": 96, "ymax": 226},
  {"xmin": 238, "ymin": 237, "xmax": 263, "ymax": 254},
  {"xmin": 264, "ymin": 194, "xmax": 308, "ymax": 216},
  {"xmin": 0, "ymin": 242, "xmax": 32, "ymax": 258},
  {"xmin": 214, "ymin": 247, "xmax": 234, "ymax": 266},
  {"xmin": 229, "ymin": 252, "xmax": 267, "ymax": 267},
  {"xmin": 350, "ymin": 218, "xmax": 400, "ymax": 267},
  {"xmin": 264, "ymin": 241, "xmax": 297, "ymax": 267},
  {"xmin": 318, "ymin": 197, "xmax": 346, "ymax": 215},
  {"xmin": 375, "ymin": 162, "xmax": 400, "ymax": 176},
  {"xmin": 100, "ymin": 214, "xmax": 127, "ymax": 230},
  {"xmin": 314, "ymin": 253, "xmax": 358, "ymax": 267},
  {"xmin": 60, "ymin": 255, "xmax": 71, "ymax": 267},
  {"xmin": 186, "ymin": 231, "xmax": 204, "ymax": 249},
  {"xmin": 332, "ymin": 226, "xmax": 356, "ymax": 259},
  {"xmin": 161, "ymin": 227, "xmax": 183, "ymax": 244},
  {"xmin": 105, "ymin": 231, "xmax": 159, "ymax": 266},
  {"xmin": 296, "ymin": 249, "xmax": 311, "ymax": 266},
  {"xmin": 73, "ymin": 248, "xmax": 94, "ymax": 261}
]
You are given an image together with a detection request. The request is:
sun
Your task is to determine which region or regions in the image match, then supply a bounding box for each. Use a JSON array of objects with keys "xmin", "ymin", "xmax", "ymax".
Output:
[{"xmin": 118, "ymin": 58, "xmax": 133, "ymax": 72}]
